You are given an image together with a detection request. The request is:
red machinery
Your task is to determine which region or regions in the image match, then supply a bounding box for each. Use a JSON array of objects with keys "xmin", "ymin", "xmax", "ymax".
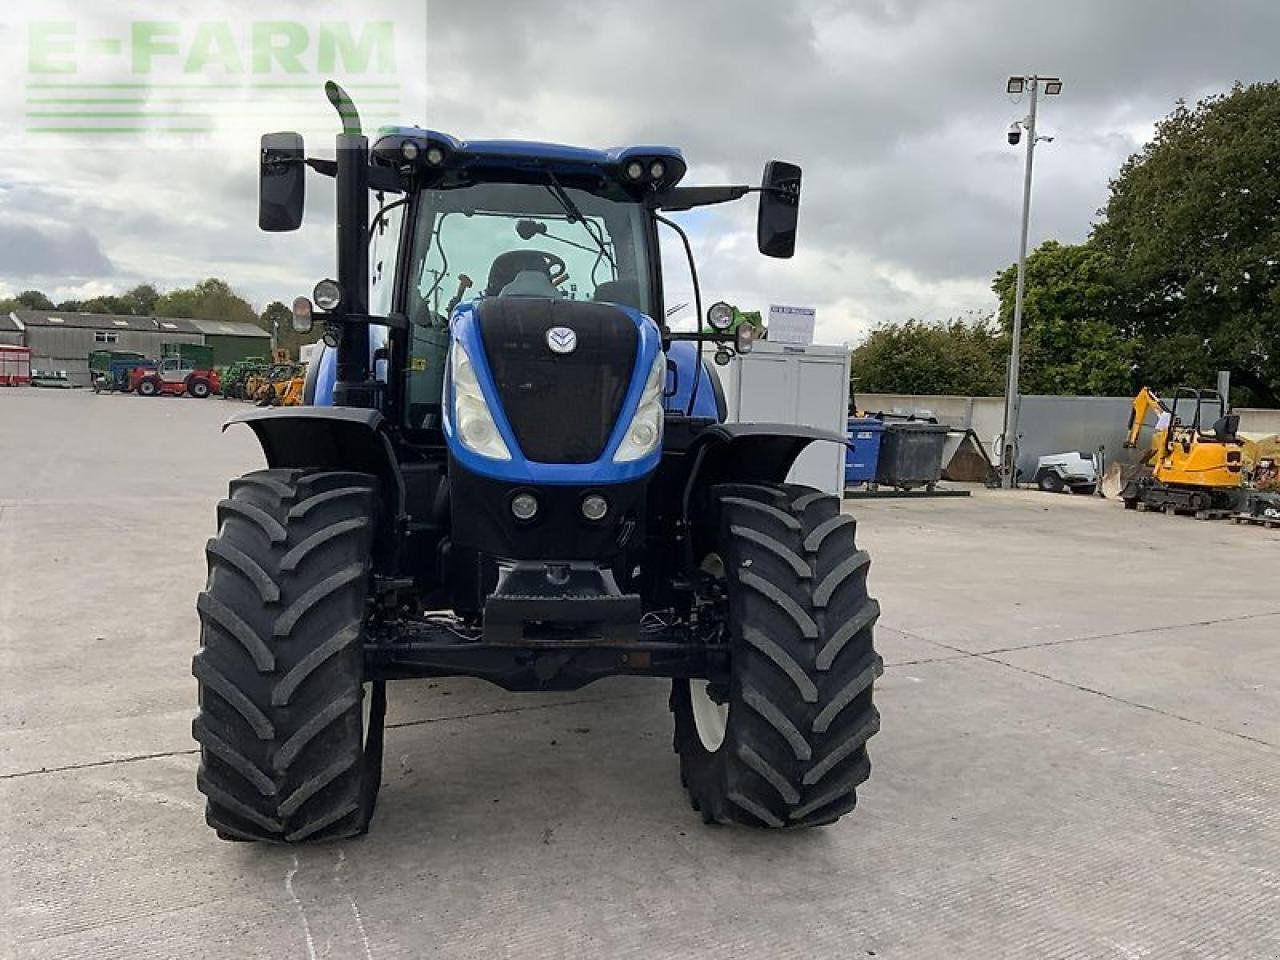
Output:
[
  {"xmin": 0, "ymin": 346, "xmax": 32, "ymax": 386},
  {"xmin": 130, "ymin": 356, "xmax": 221, "ymax": 398}
]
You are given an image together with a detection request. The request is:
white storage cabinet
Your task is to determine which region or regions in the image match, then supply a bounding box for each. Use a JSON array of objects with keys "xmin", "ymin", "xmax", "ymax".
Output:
[{"xmin": 720, "ymin": 341, "xmax": 851, "ymax": 496}]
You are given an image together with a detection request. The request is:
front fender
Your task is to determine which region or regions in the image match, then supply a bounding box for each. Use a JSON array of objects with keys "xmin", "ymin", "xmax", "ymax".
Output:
[
  {"xmin": 676, "ymin": 421, "xmax": 849, "ymax": 572},
  {"xmin": 684, "ymin": 422, "xmax": 848, "ymax": 489},
  {"xmin": 223, "ymin": 407, "xmax": 406, "ymax": 519}
]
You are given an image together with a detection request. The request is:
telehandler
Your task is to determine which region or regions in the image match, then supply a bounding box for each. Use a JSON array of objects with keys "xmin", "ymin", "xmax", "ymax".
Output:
[{"xmin": 192, "ymin": 83, "xmax": 881, "ymax": 843}]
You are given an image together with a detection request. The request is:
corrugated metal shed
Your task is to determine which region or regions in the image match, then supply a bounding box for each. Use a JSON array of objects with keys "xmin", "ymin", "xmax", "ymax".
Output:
[
  {"xmin": 0, "ymin": 312, "xmax": 22, "ymax": 346},
  {"xmin": 14, "ymin": 310, "xmax": 204, "ymax": 386},
  {"xmin": 6, "ymin": 311, "xmax": 273, "ymax": 383},
  {"xmin": 185, "ymin": 318, "xmax": 272, "ymax": 366},
  {"xmin": 14, "ymin": 310, "xmax": 204, "ymax": 334}
]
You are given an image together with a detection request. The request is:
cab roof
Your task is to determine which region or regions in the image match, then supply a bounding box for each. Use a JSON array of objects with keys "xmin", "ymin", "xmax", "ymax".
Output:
[{"xmin": 373, "ymin": 126, "xmax": 687, "ymax": 188}]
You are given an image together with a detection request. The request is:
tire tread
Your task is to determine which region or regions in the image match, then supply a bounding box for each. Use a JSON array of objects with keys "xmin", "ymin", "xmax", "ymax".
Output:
[
  {"xmin": 192, "ymin": 468, "xmax": 379, "ymax": 844},
  {"xmin": 673, "ymin": 481, "xmax": 881, "ymax": 830}
]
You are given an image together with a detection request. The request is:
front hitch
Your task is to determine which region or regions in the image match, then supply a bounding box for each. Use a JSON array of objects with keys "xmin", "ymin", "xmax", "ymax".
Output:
[{"xmin": 484, "ymin": 562, "xmax": 641, "ymax": 645}]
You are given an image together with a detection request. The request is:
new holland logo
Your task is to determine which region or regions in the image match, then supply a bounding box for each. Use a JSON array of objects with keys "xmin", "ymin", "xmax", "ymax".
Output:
[{"xmin": 546, "ymin": 326, "xmax": 577, "ymax": 354}]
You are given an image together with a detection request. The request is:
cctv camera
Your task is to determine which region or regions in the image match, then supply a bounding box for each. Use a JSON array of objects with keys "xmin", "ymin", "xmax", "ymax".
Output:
[{"xmin": 1007, "ymin": 122, "xmax": 1022, "ymax": 146}]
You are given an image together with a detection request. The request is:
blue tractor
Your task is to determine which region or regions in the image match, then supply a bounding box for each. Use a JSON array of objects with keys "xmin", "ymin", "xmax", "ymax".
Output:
[{"xmin": 193, "ymin": 83, "xmax": 881, "ymax": 843}]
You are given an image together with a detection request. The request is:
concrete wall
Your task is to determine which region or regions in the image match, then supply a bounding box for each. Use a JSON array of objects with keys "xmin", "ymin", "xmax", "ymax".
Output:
[
  {"xmin": 857, "ymin": 393, "xmax": 1006, "ymax": 448},
  {"xmin": 1239, "ymin": 408, "xmax": 1280, "ymax": 436}
]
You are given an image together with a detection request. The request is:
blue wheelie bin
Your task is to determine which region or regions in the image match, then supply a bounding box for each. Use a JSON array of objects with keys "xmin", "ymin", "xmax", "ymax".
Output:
[{"xmin": 845, "ymin": 417, "xmax": 885, "ymax": 488}]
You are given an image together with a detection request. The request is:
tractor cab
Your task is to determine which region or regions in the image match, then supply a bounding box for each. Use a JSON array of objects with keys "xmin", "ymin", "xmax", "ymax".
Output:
[
  {"xmin": 367, "ymin": 138, "xmax": 676, "ymax": 439},
  {"xmin": 155, "ymin": 356, "xmax": 197, "ymax": 380}
]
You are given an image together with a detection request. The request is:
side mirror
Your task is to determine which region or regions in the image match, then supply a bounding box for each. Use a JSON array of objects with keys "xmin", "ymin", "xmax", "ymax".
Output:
[
  {"xmin": 259, "ymin": 132, "xmax": 306, "ymax": 232},
  {"xmin": 757, "ymin": 160, "xmax": 802, "ymax": 258}
]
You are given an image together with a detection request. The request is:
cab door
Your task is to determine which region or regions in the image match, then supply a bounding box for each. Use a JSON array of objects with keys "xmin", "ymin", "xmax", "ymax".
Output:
[{"xmin": 158, "ymin": 357, "xmax": 192, "ymax": 384}]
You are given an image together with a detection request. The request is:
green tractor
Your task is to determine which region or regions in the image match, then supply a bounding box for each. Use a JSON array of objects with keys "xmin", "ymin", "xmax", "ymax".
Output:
[{"xmin": 221, "ymin": 358, "xmax": 269, "ymax": 400}]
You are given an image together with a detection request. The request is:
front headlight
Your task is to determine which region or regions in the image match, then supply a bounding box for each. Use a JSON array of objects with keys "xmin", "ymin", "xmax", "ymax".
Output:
[
  {"xmin": 450, "ymin": 341, "xmax": 512, "ymax": 461},
  {"xmin": 613, "ymin": 349, "xmax": 666, "ymax": 463}
]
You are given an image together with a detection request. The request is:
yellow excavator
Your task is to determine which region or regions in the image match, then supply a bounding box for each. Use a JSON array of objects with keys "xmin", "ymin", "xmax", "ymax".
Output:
[{"xmin": 1121, "ymin": 386, "xmax": 1245, "ymax": 516}]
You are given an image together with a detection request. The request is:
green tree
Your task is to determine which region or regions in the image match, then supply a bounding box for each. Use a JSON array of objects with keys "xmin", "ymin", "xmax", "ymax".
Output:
[
  {"xmin": 15, "ymin": 290, "xmax": 55, "ymax": 311},
  {"xmin": 992, "ymin": 240, "xmax": 1136, "ymax": 396},
  {"xmin": 1092, "ymin": 82, "xmax": 1280, "ymax": 406},
  {"xmin": 851, "ymin": 317, "xmax": 1007, "ymax": 397},
  {"xmin": 74, "ymin": 295, "xmax": 129, "ymax": 315},
  {"xmin": 121, "ymin": 284, "xmax": 160, "ymax": 316},
  {"xmin": 155, "ymin": 278, "xmax": 258, "ymax": 325},
  {"xmin": 260, "ymin": 300, "xmax": 311, "ymax": 359}
]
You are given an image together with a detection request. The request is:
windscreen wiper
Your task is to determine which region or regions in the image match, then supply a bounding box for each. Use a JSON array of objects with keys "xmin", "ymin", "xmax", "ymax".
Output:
[{"xmin": 544, "ymin": 171, "xmax": 615, "ymax": 271}]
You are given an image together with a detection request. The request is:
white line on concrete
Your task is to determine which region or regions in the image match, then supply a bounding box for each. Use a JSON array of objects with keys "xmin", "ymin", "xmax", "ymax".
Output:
[
  {"xmin": 285, "ymin": 855, "xmax": 318, "ymax": 960},
  {"xmin": 337, "ymin": 849, "xmax": 375, "ymax": 960}
]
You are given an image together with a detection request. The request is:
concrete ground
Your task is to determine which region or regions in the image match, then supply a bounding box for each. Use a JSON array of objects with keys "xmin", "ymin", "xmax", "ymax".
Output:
[{"xmin": 2, "ymin": 388, "xmax": 1278, "ymax": 960}]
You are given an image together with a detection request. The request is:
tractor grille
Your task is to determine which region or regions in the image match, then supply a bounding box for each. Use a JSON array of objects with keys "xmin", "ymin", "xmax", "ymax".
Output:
[{"xmin": 477, "ymin": 298, "xmax": 638, "ymax": 464}]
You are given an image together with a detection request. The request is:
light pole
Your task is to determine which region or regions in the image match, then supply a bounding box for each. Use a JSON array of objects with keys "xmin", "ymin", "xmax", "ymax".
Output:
[{"xmin": 1000, "ymin": 74, "xmax": 1062, "ymax": 488}]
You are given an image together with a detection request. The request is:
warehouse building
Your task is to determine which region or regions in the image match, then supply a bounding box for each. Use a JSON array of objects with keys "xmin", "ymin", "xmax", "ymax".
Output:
[
  {"xmin": 0, "ymin": 314, "xmax": 23, "ymax": 347},
  {"xmin": 2, "ymin": 310, "xmax": 270, "ymax": 386}
]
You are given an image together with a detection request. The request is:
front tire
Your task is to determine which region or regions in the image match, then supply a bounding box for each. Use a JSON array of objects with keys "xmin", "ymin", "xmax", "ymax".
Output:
[
  {"xmin": 672, "ymin": 483, "xmax": 882, "ymax": 828},
  {"xmin": 1037, "ymin": 471, "xmax": 1066, "ymax": 493},
  {"xmin": 192, "ymin": 468, "xmax": 384, "ymax": 843}
]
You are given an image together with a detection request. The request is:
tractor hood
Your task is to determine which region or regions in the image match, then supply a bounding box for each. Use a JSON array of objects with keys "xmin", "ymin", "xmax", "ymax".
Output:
[{"xmin": 444, "ymin": 297, "xmax": 664, "ymax": 485}]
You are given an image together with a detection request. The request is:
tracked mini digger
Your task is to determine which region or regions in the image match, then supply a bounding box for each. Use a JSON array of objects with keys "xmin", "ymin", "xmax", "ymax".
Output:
[
  {"xmin": 192, "ymin": 83, "xmax": 881, "ymax": 843},
  {"xmin": 1121, "ymin": 385, "xmax": 1244, "ymax": 516}
]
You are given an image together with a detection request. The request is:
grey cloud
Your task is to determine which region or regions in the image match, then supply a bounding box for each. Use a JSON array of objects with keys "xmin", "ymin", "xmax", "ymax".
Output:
[
  {"xmin": 0, "ymin": 219, "xmax": 114, "ymax": 279},
  {"xmin": 6, "ymin": 0, "xmax": 1280, "ymax": 333},
  {"xmin": 423, "ymin": 0, "xmax": 1280, "ymax": 298}
]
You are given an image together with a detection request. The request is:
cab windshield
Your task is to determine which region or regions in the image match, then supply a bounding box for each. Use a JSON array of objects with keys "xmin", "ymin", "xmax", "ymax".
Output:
[
  {"xmin": 408, "ymin": 182, "xmax": 652, "ymax": 320},
  {"xmin": 401, "ymin": 181, "xmax": 653, "ymax": 428}
]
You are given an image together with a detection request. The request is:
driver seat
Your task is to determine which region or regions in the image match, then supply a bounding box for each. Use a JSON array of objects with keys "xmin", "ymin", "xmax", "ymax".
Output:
[
  {"xmin": 485, "ymin": 250, "xmax": 555, "ymax": 296},
  {"xmin": 500, "ymin": 270, "xmax": 561, "ymax": 298}
]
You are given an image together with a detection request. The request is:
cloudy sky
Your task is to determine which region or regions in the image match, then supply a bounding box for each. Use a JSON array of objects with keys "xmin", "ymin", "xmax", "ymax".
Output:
[{"xmin": 1, "ymin": 0, "xmax": 1277, "ymax": 344}]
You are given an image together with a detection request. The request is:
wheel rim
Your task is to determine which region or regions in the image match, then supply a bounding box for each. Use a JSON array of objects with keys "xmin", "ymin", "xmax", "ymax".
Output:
[
  {"xmin": 690, "ymin": 680, "xmax": 728, "ymax": 752},
  {"xmin": 691, "ymin": 552, "xmax": 730, "ymax": 753}
]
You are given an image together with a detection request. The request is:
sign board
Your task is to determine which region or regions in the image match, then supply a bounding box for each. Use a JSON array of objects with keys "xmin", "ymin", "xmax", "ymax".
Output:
[{"xmin": 767, "ymin": 304, "xmax": 816, "ymax": 346}]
